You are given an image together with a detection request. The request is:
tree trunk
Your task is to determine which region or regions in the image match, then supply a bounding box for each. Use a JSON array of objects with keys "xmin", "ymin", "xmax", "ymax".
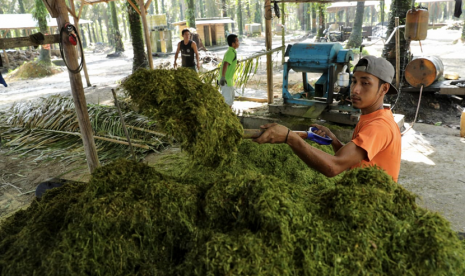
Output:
[
  {"xmin": 462, "ymin": 16, "xmax": 465, "ymax": 40},
  {"xmin": 80, "ymin": 28, "xmax": 87, "ymax": 48},
  {"xmin": 346, "ymin": 1, "xmax": 365, "ymax": 48},
  {"xmin": 306, "ymin": 3, "xmax": 311, "ymax": 31},
  {"xmin": 156, "ymin": 0, "xmax": 159, "ymax": 14},
  {"xmin": 311, "ymin": 3, "xmax": 317, "ymax": 33},
  {"xmin": 161, "ymin": 0, "xmax": 165, "ymax": 14},
  {"xmin": 109, "ymin": 1, "xmax": 124, "ymax": 52},
  {"xmin": 316, "ymin": 4, "xmax": 325, "ymax": 38},
  {"xmin": 186, "ymin": 0, "xmax": 195, "ymax": 27},
  {"xmin": 102, "ymin": 5, "xmax": 112, "ymax": 45},
  {"xmin": 98, "ymin": 18, "xmax": 105, "ymax": 43},
  {"xmin": 382, "ymin": 0, "xmax": 412, "ymax": 108},
  {"xmin": 380, "ymin": 1, "xmax": 385, "ymax": 24},
  {"xmin": 236, "ymin": 0, "xmax": 243, "ymax": 35},
  {"xmin": 382, "ymin": 0, "xmax": 411, "ymax": 68},
  {"xmin": 18, "ymin": 0, "xmax": 27, "ymax": 38},
  {"xmin": 121, "ymin": 12, "xmax": 128, "ymax": 40},
  {"xmin": 86, "ymin": 24, "xmax": 93, "ymax": 43},
  {"xmin": 33, "ymin": 0, "xmax": 51, "ymax": 64},
  {"xmin": 223, "ymin": 0, "xmax": 229, "ymax": 32},
  {"xmin": 127, "ymin": 1, "xmax": 148, "ymax": 72},
  {"xmin": 246, "ymin": 0, "xmax": 251, "ymax": 23},
  {"xmin": 92, "ymin": 23, "xmax": 98, "ymax": 42},
  {"xmin": 199, "ymin": 0, "xmax": 205, "ymax": 18}
]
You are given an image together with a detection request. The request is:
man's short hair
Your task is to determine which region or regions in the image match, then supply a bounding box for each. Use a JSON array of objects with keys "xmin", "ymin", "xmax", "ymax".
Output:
[
  {"xmin": 227, "ymin": 34, "xmax": 238, "ymax": 46},
  {"xmin": 182, "ymin": 29, "xmax": 190, "ymax": 36}
]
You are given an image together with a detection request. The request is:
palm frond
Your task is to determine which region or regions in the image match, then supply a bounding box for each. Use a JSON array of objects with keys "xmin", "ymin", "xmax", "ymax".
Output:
[{"xmin": 0, "ymin": 95, "xmax": 171, "ymax": 165}]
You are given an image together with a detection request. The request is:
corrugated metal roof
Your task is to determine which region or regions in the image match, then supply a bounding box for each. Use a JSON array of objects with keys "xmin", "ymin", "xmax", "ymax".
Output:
[
  {"xmin": 172, "ymin": 18, "xmax": 235, "ymax": 26},
  {"xmin": 0, "ymin": 14, "xmax": 92, "ymax": 30}
]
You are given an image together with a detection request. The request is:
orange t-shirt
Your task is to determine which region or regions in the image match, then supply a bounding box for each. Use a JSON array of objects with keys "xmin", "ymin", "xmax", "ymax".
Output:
[{"xmin": 350, "ymin": 109, "xmax": 401, "ymax": 182}]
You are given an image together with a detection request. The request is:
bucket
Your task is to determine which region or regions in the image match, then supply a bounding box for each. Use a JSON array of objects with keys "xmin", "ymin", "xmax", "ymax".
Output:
[{"xmin": 405, "ymin": 56, "xmax": 443, "ymax": 88}]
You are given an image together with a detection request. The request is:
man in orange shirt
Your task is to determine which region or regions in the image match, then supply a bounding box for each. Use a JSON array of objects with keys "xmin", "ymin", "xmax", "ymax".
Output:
[{"xmin": 254, "ymin": 56, "xmax": 401, "ymax": 182}]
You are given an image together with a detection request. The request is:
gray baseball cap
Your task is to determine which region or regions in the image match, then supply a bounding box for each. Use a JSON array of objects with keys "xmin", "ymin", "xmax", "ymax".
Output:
[{"xmin": 353, "ymin": 55, "xmax": 398, "ymax": 95}]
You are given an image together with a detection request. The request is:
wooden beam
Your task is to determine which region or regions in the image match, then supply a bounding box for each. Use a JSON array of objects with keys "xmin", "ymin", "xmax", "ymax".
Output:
[
  {"xmin": 67, "ymin": 6, "xmax": 77, "ymax": 18},
  {"xmin": 127, "ymin": 0, "xmax": 141, "ymax": 15},
  {"xmin": 70, "ymin": 0, "xmax": 91, "ymax": 87},
  {"xmin": 265, "ymin": 0, "xmax": 273, "ymax": 104},
  {"xmin": 41, "ymin": 0, "xmax": 59, "ymax": 18},
  {"xmin": 144, "ymin": 0, "xmax": 153, "ymax": 12},
  {"xmin": 54, "ymin": 0, "xmax": 100, "ymax": 173},
  {"xmin": 138, "ymin": 0, "xmax": 153, "ymax": 69},
  {"xmin": 0, "ymin": 34, "xmax": 60, "ymax": 48},
  {"xmin": 77, "ymin": 1, "xmax": 84, "ymax": 20}
]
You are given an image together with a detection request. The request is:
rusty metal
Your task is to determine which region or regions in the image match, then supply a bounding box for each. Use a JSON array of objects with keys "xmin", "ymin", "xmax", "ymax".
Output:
[{"xmin": 405, "ymin": 56, "xmax": 444, "ymax": 88}]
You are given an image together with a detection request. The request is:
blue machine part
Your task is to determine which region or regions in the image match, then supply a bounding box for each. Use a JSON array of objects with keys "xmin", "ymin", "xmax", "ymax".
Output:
[{"xmin": 282, "ymin": 42, "xmax": 354, "ymax": 107}]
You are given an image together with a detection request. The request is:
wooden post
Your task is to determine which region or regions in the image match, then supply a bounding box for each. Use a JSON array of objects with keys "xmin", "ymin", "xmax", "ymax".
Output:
[
  {"xmin": 2, "ymin": 30, "xmax": 10, "ymax": 68},
  {"xmin": 395, "ymin": 17, "xmax": 400, "ymax": 89},
  {"xmin": 281, "ymin": 1, "xmax": 285, "ymax": 65},
  {"xmin": 138, "ymin": 0, "xmax": 154, "ymax": 69},
  {"xmin": 53, "ymin": 0, "xmax": 100, "ymax": 173},
  {"xmin": 70, "ymin": 0, "xmax": 91, "ymax": 87},
  {"xmin": 265, "ymin": 0, "xmax": 273, "ymax": 104}
]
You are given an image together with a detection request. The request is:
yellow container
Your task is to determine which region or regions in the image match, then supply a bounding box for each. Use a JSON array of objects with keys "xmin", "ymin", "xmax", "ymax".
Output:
[{"xmin": 404, "ymin": 8, "xmax": 429, "ymax": 41}]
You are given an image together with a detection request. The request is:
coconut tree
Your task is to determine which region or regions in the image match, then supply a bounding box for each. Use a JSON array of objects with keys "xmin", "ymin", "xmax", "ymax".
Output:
[
  {"xmin": 32, "ymin": 0, "xmax": 51, "ymax": 64},
  {"xmin": 316, "ymin": 4, "xmax": 326, "ymax": 38},
  {"xmin": 346, "ymin": 1, "xmax": 365, "ymax": 48},
  {"xmin": 382, "ymin": 0, "xmax": 412, "ymax": 68},
  {"xmin": 109, "ymin": 1, "xmax": 124, "ymax": 52},
  {"xmin": 236, "ymin": 0, "xmax": 243, "ymax": 35},
  {"xmin": 186, "ymin": 0, "xmax": 195, "ymax": 28},
  {"xmin": 127, "ymin": 1, "xmax": 147, "ymax": 72}
]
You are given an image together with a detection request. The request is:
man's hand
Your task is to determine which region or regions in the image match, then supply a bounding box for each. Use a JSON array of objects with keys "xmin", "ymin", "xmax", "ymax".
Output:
[
  {"xmin": 197, "ymin": 63, "xmax": 201, "ymax": 70},
  {"xmin": 253, "ymin": 123, "xmax": 289, "ymax": 144},
  {"xmin": 219, "ymin": 76, "xmax": 227, "ymax": 86},
  {"xmin": 173, "ymin": 62, "xmax": 177, "ymax": 69},
  {"xmin": 311, "ymin": 124, "xmax": 335, "ymax": 140}
]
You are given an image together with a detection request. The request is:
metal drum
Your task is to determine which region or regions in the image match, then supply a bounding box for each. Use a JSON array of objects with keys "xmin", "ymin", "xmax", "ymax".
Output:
[{"xmin": 405, "ymin": 56, "xmax": 443, "ymax": 88}]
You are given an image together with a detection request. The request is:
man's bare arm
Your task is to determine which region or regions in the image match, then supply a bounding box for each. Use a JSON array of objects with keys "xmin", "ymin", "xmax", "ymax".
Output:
[
  {"xmin": 174, "ymin": 42, "xmax": 181, "ymax": 68},
  {"xmin": 192, "ymin": 41, "xmax": 200, "ymax": 69}
]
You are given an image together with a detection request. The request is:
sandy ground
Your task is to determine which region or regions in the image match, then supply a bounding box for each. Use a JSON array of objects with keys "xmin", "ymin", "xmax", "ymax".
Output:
[{"xmin": 1, "ymin": 30, "xmax": 465, "ymax": 232}]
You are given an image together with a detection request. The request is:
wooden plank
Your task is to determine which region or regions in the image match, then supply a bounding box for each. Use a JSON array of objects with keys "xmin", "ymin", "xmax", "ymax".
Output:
[{"xmin": 0, "ymin": 35, "xmax": 60, "ymax": 49}]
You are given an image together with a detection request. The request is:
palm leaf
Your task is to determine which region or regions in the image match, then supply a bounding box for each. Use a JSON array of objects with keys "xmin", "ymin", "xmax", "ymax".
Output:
[{"xmin": 0, "ymin": 95, "xmax": 171, "ymax": 165}]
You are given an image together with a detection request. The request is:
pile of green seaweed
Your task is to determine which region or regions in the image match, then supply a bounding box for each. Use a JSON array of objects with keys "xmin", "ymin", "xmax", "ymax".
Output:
[
  {"xmin": 121, "ymin": 68, "xmax": 243, "ymax": 167},
  {"xmin": 1, "ymin": 141, "xmax": 464, "ymax": 276}
]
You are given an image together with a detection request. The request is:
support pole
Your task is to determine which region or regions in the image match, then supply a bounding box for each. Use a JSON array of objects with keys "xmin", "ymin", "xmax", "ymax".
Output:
[
  {"xmin": 138, "ymin": 0, "xmax": 154, "ymax": 69},
  {"xmin": 2, "ymin": 30, "xmax": 10, "ymax": 68},
  {"xmin": 70, "ymin": 0, "xmax": 91, "ymax": 87},
  {"xmin": 395, "ymin": 17, "xmax": 400, "ymax": 89},
  {"xmin": 54, "ymin": 0, "xmax": 100, "ymax": 173},
  {"xmin": 265, "ymin": 0, "xmax": 273, "ymax": 104},
  {"xmin": 281, "ymin": 1, "xmax": 285, "ymax": 65}
]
